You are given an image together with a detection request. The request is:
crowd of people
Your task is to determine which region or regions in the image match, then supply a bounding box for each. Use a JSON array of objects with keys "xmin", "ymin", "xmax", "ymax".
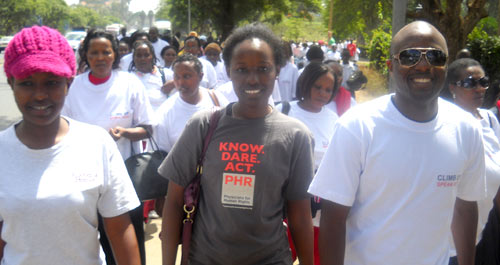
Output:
[{"xmin": 0, "ymin": 19, "xmax": 499, "ymax": 265}]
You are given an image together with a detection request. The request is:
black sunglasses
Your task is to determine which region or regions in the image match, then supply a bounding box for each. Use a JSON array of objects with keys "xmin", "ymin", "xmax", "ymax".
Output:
[
  {"xmin": 393, "ymin": 48, "xmax": 448, "ymax": 67},
  {"xmin": 455, "ymin": 76, "xmax": 489, "ymax": 89}
]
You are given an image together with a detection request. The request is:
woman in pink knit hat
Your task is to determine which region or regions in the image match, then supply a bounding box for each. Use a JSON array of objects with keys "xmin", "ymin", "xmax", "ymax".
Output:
[{"xmin": 0, "ymin": 26, "xmax": 141, "ymax": 265}]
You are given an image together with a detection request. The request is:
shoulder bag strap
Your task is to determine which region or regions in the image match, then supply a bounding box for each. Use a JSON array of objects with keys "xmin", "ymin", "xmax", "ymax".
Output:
[
  {"xmin": 181, "ymin": 108, "xmax": 222, "ymax": 265},
  {"xmin": 159, "ymin": 66, "xmax": 166, "ymax": 84},
  {"xmin": 207, "ymin": 90, "xmax": 220, "ymax": 107}
]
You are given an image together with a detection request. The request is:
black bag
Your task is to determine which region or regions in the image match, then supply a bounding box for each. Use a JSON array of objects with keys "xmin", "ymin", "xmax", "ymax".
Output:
[
  {"xmin": 346, "ymin": 70, "xmax": 367, "ymax": 91},
  {"xmin": 125, "ymin": 136, "xmax": 168, "ymax": 201}
]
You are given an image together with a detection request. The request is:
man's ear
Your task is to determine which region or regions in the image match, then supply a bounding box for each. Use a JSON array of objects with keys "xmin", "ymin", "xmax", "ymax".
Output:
[
  {"xmin": 386, "ymin": 60, "xmax": 393, "ymax": 72},
  {"xmin": 448, "ymin": 84, "xmax": 457, "ymax": 98}
]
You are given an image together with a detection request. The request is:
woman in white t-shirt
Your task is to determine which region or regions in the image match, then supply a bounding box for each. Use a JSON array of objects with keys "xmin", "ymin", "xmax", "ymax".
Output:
[
  {"xmin": 62, "ymin": 29, "xmax": 155, "ymax": 265},
  {"xmin": 276, "ymin": 61, "xmax": 338, "ymax": 265},
  {"xmin": 129, "ymin": 40, "xmax": 174, "ymax": 111},
  {"xmin": 1, "ymin": 26, "xmax": 141, "ymax": 265},
  {"xmin": 160, "ymin": 45, "xmax": 178, "ymax": 70},
  {"xmin": 445, "ymin": 58, "xmax": 500, "ymax": 265}
]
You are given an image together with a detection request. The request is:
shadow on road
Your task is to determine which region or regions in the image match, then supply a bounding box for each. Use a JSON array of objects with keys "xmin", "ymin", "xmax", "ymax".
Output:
[{"xmin": 0, "ymin": 115, "xmax": 19, "ymax": 130}]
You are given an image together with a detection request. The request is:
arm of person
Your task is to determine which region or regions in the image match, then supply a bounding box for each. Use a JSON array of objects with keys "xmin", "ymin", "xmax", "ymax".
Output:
[
  {"xmin": 319, "ymin": 200, "xmax": 351, "ymax": 265},
  {"xmin": 161, "ymin": 181, "xmax": 185, "ymax": 265},
  {"xmin": 287, "ymin": 198, "xmax": 314, "ymax": 265},
  {"xmin": 0, "ymin": 222, "xmax": 4, "ymax": 260},
  {"xmin": 161, "ymin": 80, "xmax": 176, "ymax": 96},
  {"xmin": 109, "ymin": 125, "xmax": 151, "ymax": 141},
  {"xmin": 102, "ymin": 213, "xmax": 141, "ymax": 265},
  {"xmin": 451, "ymin": 198, "xmax": 478, "ymax": 265}
]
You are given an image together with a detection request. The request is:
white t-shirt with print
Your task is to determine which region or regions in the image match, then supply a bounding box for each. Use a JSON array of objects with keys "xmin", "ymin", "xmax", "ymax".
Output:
[
  {"xmin": 0, "ymin": 118, "xmax": 140, "ymax": 265},
  {"xmin": 156, "ymin": 87, "xmax": 229, "ymax": 152},
  {"xmin": 62, "ymin": 70, "xmax": 156, "ymax": 159},
  {"xmin": 308, "ymin": 95, "xmax": 486, "ymax": 265}
]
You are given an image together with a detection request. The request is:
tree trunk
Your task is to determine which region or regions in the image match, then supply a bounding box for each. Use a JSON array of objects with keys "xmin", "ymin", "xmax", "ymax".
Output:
[
  {"xmin": 411, "ymin": 0, "xmax": 488, "ymax": 62},
  {"xmin": 392, "ymin": 0, "xmax": 408, "ymax": 37}
]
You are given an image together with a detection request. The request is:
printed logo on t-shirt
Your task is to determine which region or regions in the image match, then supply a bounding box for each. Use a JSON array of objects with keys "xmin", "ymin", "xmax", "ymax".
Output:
[
  {"xmin": 436, "ymin": 174, "xmax": 460, "ymax": 187},
  {"xmin": 110, "ymin": 111, "xmax": 131, "ymax": 120},
  {"xmin": 219, "ymin": 142, "xmax": 264, "ymax": 210},
  {"xmin": 73, "ymin": 172, "xmax": 98, "ymax": 182}
]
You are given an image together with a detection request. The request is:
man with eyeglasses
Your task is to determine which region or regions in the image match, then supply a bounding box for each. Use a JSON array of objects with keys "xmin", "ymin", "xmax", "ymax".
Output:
[{"xmin": 308, "ymin": 21, "xmax": 486, "ymax": 265}]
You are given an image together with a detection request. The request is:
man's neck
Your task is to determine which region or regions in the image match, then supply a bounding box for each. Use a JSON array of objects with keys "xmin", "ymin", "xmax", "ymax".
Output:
[{"xmin": 391, "ymin": 94, "xmax": 439, "ymax": 122}]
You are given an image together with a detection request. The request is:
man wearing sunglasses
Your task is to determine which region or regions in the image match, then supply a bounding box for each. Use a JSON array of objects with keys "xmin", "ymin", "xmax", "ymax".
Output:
[{"xmin": 309, "ymin": 21, "xmax": 485, "ymax": 265}]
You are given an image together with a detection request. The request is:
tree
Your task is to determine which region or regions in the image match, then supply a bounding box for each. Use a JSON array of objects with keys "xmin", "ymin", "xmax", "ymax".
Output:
[
  {"xmin": 0, "ymin": 0, "xmax": 69, "ymax": 35},
  {"xmin": 407, "ymin": 0, "xmax": 488, "ymax": 61},
  {"xmin": 68, "ymin": 5, "xmax": 116, "ymax": 29},
  {"xmin": 322, "ymin": 0, "xmax": 392, "ymax": 43},
  {"xmin": 158, "ymin": 0, "xmax": 322, "ymax": 40}
]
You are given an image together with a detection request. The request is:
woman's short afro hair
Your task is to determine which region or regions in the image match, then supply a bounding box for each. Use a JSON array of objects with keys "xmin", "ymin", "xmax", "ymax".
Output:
[{"xmin": 222, "ymin": 23, "xmax": 286, "ymax": 70}]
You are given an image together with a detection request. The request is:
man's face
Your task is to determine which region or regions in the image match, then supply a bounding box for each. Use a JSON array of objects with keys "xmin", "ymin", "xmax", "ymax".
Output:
[
  {"xmin": 149, "ymin": 29, "xmax": 159, "ymax": 42},
  {"xmin": 390, "ymin": 23, "xmax": 448, "ymax": 107}
]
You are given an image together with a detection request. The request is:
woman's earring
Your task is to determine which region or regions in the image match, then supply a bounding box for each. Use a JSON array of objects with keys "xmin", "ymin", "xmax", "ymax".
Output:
[{"xmin": 452, "ymin": 93, "xmax": 456, "ymax": 99}]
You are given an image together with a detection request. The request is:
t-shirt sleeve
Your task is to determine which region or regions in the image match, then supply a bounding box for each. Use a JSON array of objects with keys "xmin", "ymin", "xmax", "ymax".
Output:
[
  {"xmin": 155, "ymin": 105, "xmax": 174, "ymax": 152},
  {"xmin": 285, "ymin": 127, "xmax": 315, "ymax": 200},
  {"xmin": 98, "ymin": 133, "xmax": 140, "ymax": 217},
  {"xmin": 158, "ymin": 112, "xmax": 208, "ymax": 187},
  {"xmin": 457, "ymin": 122, "xmax": 486, "ymax": 201},
  {"xmin": 308, "ymin": 121, "xmax": 363, "ymax": 207}
]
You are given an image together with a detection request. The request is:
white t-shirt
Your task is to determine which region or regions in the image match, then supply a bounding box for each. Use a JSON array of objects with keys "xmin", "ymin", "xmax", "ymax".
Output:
[
  {"xmin": 215, "ymin": 81, "xmax": 275, "ymax": 105},
  {"xmin": 341, "ymin": 62, "xmax": 357, "ymax": 88},
  {"xmin": 133, "ymin": 67, "xmax": 174, "ymax": 111},
  {"xmin": 278, "ymin": 62, "xmax": 299, "ymax": 101},
  {"xmin": 151, "ymin": 38, "xmax": 169, "ymax": 67},
  {"xmin": 308, "ymin": 95, "xmax": 486, "ymax": 265},
  {"xmin": 156, "ymin": 87, "xmax": 229, "ymax": 152},
  {"xmin": 199, "ymin": 57, "xmax": 218, "ymax": 89},
  {"xmin": 0, "ymin": 118, "xmax": 140, "ymax": 265},
  {"xmin": 449, "ymin": 108, "xmax": 500, "ymax": 256},
  {"xmin": 62, "ymin": 70, "xmax": 156, "ymax": 159},
  {"xmin": 214, "ymin": 61, "xmax": 230, "ymax": 87},
  {"xmin": 119, "ymin": 53, "xmax": 133, "ymax": 71},
  {"xmin": 276, "ymin": 101, "xmax": 338, "ymax": 168},
  {"xmin": 325, "ymin": 96, "xmax": 357, "ymax": 115}
]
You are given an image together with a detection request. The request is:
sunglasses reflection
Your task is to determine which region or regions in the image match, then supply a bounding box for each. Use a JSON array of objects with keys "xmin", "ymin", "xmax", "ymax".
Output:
[{"xmin": 394, "ymin": 48, "xmax": 448, "ymax": 68}]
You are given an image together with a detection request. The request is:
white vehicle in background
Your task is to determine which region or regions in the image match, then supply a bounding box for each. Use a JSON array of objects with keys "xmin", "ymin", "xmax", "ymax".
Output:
[
  {"xmin": 155, "ymin": 20, "xmax": 171, "ymax": 36},
  {"xmin": 106, "ymin": 24, "xmax": 123, "ymax": 36},
  {"xmin": 65, "ymin": 31, "xmax": 86, "ymax": 51},
  {"xmin": 0, "ymin": 36, "xmax": 14, "ymax": 53}
]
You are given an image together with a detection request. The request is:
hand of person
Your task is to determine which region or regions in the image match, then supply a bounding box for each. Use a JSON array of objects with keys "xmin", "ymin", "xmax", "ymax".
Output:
[
  {"xmin": 109, "ymin": 126, "xmax": 127, "ymax": 141},
  {"xmin": 161, "ymin": 81, "xmax": 175, "ymax": 95}
]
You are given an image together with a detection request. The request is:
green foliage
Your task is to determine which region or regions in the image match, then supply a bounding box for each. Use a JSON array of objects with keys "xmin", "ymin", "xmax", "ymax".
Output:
[
  {"xmin": 322, "ymin": 0, "xmax": 391, "ymax": 44},
  {"xmin": 159, "ymin": 0, "xmax": 322, "ymax": 39},
  {"xmin": 367, "ymin": 27, "xmax": 391, "ymax": 75},
  {"xmin": 473, "ymin": 17, "xmax": 498, "ymax": 35},
  {"xmin": 267, "ymin": 14, "xmax": 327, "ymax": 42},
  {"xmin": 68, "ymin": 5, "xmax": 117, "ymax": 29},
  {"xmin": 0, "ymin": 0, "xmax": 70, "ymax": 35},
  {"xmin": 0, "ymin": 0, "xmax": 123, "ymax": 35},
  {"xmin": 467, "ymin": 31, "xmax": 500, "ymax": 83}
]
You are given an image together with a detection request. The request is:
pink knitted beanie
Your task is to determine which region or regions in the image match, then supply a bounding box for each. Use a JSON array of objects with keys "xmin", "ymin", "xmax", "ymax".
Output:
[{"xmin": 3, "ymin": 26, "xmax": 76, "ymax": 79}]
